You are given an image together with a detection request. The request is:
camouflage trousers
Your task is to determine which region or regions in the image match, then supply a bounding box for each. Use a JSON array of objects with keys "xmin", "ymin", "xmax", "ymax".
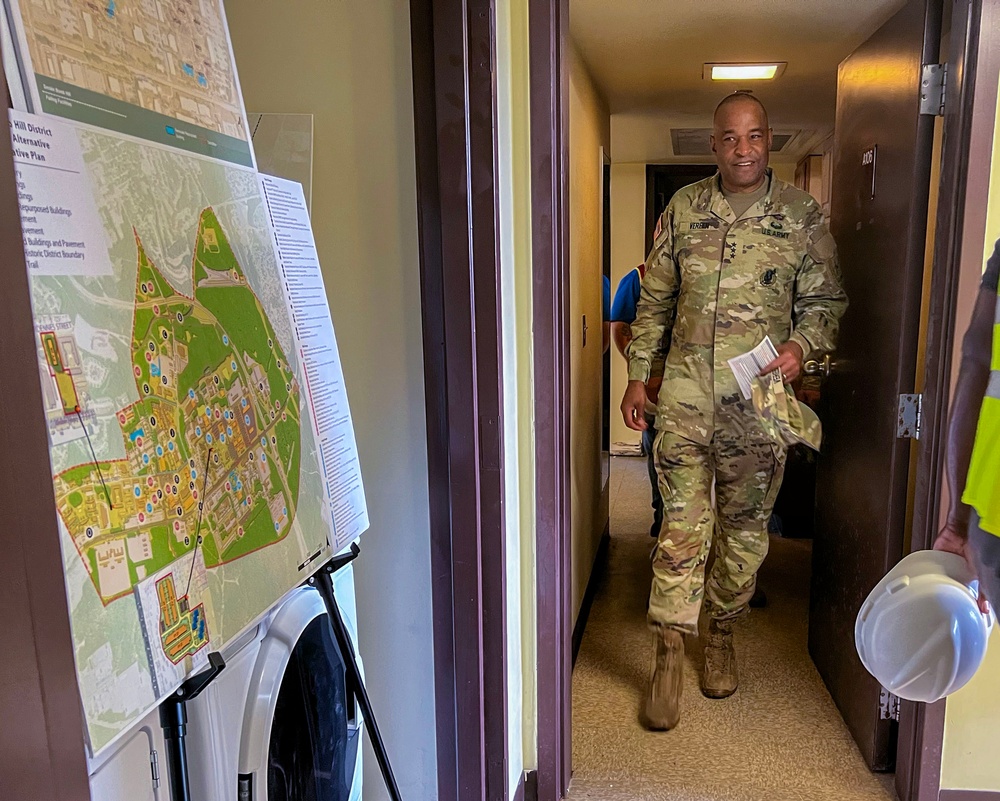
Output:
[{"xmin": 648, "ymin": 429, "xmax": 786, "ymax": 635}]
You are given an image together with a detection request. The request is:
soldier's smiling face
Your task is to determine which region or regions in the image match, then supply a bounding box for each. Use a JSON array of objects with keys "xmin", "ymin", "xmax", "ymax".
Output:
[{"xmin": 712, "ymin": 96, "xmax": 773, "ymax": 193}]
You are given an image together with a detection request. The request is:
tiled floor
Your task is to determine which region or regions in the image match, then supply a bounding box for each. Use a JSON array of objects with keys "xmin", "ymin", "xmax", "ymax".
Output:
[{"xmin": 567, "ymin": 456, "xmax": 897, "ymax": 801}]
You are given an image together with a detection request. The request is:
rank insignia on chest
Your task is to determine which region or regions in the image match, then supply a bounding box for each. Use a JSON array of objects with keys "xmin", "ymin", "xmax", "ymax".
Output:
[
  {"xmin": 760, "ymin": 269, "xmax": 777, "ymax": 286},
  {"xmin": 689, "ymin": 222, "xmax": 712, "ymax": 230}
]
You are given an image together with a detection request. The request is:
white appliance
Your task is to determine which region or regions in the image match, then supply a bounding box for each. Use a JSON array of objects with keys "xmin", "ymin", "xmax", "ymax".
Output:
[
  {"xmin": 87, "ymin": 561, "xmax": 363, "ymax": 801},
  {"xmin": 87, "ymin": 715, "xmax": 167, "ymax": 801}
]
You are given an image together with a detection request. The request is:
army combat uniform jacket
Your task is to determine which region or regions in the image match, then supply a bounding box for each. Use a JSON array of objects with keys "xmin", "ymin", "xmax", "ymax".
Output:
[{"xmin": 628, "ymin": 171, "xmax": 847, "ymax": 446}]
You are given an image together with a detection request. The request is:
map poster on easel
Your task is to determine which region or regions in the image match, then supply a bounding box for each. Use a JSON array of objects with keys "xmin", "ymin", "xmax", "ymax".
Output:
[
  {"xmin": 3, "ymin": 0, "xmax": 369, "ymax": 758},
  {"xmin": 3, "ymin": 0, "xmax": 256, "ymax": 166},
  {"xmin": 11, "ymin": 108, "xmax": 341, "ymax": 755}
]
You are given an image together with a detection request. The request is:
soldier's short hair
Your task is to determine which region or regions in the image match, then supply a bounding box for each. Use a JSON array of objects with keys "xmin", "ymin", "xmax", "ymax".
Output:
[{"xmin": 714, "ymin": 92, "xmax": 769, "ymax": 128}]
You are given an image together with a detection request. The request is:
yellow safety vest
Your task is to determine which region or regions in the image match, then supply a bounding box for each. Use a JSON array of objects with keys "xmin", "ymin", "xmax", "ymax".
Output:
[{"xmin": 963, "ymin": 284, "xmax": 1000, "ymax": 536}]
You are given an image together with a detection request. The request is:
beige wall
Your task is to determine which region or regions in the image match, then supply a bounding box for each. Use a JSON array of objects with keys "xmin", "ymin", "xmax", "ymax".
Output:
[
  {"xmin": 980, "ymin": 76, "xmax": 1000, "ymax": 273},
  {"xmin": 942, "ymin": 635, "xmax": 1000, "ymax": 790},
  {"xmin": 224, "ymin": 3, "xmax": 438, "ymax": 799},
  {"xmin": 569, "ymin": 44, "xmax": 611, "ymax": 625},
  {"xmin": 496, "ymin": 0, "xmax": 537, "ymax": 790},
  {"xmin": 771, "ymin": 162, "xmax": 797, "ymax": 183},
  {"xmin": 608, "ymin": 163, "xmax": 646, "ymax": 451},
  {"xmin": 940, "ymin": 70, "xmax": 1000, "ymax": 794}
]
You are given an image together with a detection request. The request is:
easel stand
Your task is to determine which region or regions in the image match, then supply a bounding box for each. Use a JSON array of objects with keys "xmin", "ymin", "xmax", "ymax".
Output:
[
  {"xmin": 158, "ymin": 544, "xmax": 402, "ymax": 801},
  {"xmin": 159, "ymin": 652, "xmax": 226, "ymax": 801},
  {"xmin": 312, "ymin": 543, "xmax": 404, "ymax": 801}
]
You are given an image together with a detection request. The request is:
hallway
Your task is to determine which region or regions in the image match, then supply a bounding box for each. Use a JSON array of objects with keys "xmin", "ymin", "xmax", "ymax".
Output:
[{"xmin": 568, "ymin": 456, "xmax": 897, "ymax": 801}]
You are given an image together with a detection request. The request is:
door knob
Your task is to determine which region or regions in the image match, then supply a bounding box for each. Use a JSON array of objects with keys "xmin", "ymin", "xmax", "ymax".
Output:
[{"xmin": 804, "ymin": 354, "xmax": 832, "ymax": 378}]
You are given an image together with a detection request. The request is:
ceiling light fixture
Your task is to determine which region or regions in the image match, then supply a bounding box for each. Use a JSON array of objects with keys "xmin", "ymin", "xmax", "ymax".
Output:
[{"xmin": 704, "ymin": 62, "xmax": 787, "ymax": 81}]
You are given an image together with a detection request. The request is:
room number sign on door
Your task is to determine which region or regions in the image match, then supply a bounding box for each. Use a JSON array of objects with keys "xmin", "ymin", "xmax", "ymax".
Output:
[{"xmin": 862, "ymin": 146, "xmax": 877, "ymax": 200}]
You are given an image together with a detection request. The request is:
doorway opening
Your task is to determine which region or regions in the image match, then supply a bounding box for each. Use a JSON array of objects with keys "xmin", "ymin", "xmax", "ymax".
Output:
[
  {"xmin": 556, "ymin": 0, "xmax": 971, "ymax": 799},
  {"xmin": 408, "ymin": 0, "xmax": 989, "ymax": 798}
]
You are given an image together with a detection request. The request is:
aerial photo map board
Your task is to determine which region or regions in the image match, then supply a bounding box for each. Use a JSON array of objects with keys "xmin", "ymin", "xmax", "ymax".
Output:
[
  {"xmin": 3, "ymin": 0, "xmax": 367, "ymax": 757},
  {"xmin": 4, "ymin": 0, "xmax": 255, "ymax": 165}
]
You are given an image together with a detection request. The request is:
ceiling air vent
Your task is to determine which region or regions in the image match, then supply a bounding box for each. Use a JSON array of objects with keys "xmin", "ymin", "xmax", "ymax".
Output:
[{"xmin": 670, "ymin": 128, "xmax": 796, "ymax": 157}]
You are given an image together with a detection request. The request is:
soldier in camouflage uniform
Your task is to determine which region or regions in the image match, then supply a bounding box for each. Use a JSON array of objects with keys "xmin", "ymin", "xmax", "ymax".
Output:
[{"xmin": 622, "ymin": 93, "xmax": 847, "ymax": 731}]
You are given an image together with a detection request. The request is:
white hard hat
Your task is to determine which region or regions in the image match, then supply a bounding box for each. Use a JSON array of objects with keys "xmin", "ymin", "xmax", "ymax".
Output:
[{"xmin": 855, "ymin": 550, "xmax": 995, "ymax": 703}]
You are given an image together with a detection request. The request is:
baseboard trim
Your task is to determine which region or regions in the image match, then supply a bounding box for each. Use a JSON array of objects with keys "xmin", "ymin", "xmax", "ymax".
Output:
[
  {"xmin": 940, "ymin": 791, "xmax": 1000, "ymax": 800},
  {"xmin": 572, "ymin": 523, "xmax": 610, "ymax": 667}
]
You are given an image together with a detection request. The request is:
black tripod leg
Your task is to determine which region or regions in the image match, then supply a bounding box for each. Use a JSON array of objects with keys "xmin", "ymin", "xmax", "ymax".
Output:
[
  {"xmin": 314, "ymin": 568, "xmax": 403, "ymax": 801},
  {"xmin": 157, "ymin": 652, "xmax": 225, "ymax": 801},
  {"xmin": 159, "ymin": 697, "xmax": 192, "ymax": 801}
]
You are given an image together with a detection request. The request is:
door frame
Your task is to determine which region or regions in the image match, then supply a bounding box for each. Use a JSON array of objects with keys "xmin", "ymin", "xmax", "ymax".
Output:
[
  {"xmin": 409, "ymin": 1, "xmax": 510, "ymax": 800},
  {"xmin": 903, "ymin": 1, "xmax": 989, "ymax": 798},
  {"xmin": 528, "ymin": 1, "xmax": 573, "ymax": 798},
  {"xmin": 410, "ymin": 0, "xmax": 989, "ymax": 799},
  {"xmin": 526, "ymin": 1, "xmax": 980, "ymax": 799},
  {"xmin": 602, "ymin": 147, "xmax": 612, "ymax": 457}
]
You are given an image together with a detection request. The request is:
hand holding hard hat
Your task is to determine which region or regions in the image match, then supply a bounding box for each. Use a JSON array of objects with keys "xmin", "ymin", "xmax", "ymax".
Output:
[
  {"xmin": 855, "ymin": 549, "xmax": 995, "ymax": 703},
  {"xmin": 749, "ymin": 370, "xmax": 823, "ymax": 452}
]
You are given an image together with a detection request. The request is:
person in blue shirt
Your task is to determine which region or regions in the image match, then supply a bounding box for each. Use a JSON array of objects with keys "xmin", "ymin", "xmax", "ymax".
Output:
[{"xmin": 611, "ymin": 263, "xmax": 663, "ymax": 538}]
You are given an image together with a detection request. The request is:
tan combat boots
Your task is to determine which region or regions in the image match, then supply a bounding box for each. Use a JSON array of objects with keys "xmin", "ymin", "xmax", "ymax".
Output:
[
  {"xmin": 701, "ymin": 617, "xmax": 738, "ymax": 698},
  {"xmin": 641, "ymin": 626, "xmax": 684, "ymax": 730}
]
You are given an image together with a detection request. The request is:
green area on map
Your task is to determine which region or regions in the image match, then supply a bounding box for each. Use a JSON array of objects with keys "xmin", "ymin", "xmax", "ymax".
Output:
[{"xmin": 50, "ymin": 209, "xmax": 302, "ymax": 605}]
